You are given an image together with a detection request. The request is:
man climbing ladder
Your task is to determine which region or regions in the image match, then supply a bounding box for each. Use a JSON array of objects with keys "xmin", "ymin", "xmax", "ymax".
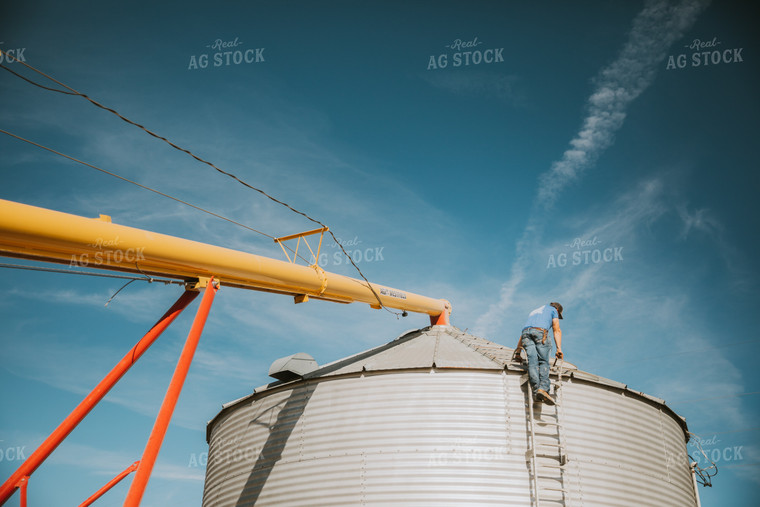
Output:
[{"xmin": 512, "ymin": 302, "xmax": 564, "ymax": 404}]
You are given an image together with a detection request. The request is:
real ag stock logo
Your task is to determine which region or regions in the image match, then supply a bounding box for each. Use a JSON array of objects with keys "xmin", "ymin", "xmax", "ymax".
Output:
[
  {"xmin": 666, "ymin": 36, "xmax": 744, "ymax": 70},
  {"xmin": 546, "ymin": 236, "xmax": 623, "ymax": 269},
  {"xmin": 0, "ymin": 441, "xmax": 27, "ymax": 463},
  {"xmin": 426, "ymin": 36, "xmax": 504, "ymax": 70},
  {"xmin": 689, "ymin": 434, "xmax": 746, "ymax": 467},
  {"xmin": 316, "ymin": 236, "xmax": 385, "ymax": 268},
  {"xmin": 69, "ymin": 236, "xmax": 146, "ymax": 267},
  {"xmin": 188, "ymin": 36, "xmax": 265, "ymax": 71},
  {"xmin": 0, "ymin": 42, "xmax": 27, "ymax": 64}
]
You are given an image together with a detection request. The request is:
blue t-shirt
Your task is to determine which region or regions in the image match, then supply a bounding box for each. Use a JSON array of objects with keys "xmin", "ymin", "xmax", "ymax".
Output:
[{"xmin": 523, "ymin": 305, "xmax": 558, "ymax": 331}]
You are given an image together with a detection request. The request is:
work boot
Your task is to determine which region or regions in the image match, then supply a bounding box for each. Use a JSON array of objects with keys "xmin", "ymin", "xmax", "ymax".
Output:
[{"xmin": 536, "ymin": 389, "xmax": 555, "ymax": 405}]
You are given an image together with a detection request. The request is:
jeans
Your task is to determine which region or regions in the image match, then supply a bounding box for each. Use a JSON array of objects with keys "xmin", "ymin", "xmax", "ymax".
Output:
[{"xmin": 522, "ymin": 328, "xmax": 551, "ymax": 393}]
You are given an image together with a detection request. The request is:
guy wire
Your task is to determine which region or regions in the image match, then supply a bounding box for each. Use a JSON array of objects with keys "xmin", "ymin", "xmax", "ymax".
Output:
[{"xmin": 0, "ymin": 51, "xmax": 396, "ymax": 314}]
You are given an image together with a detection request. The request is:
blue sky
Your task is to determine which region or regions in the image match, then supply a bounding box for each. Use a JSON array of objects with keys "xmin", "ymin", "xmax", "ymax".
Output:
[{"xmin": 1, "ymin": 0, "xmax": 758, "ymax": 505}]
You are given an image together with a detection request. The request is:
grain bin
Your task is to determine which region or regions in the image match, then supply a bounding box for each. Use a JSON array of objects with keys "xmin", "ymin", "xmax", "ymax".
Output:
[{"xmin": 203, "ymin": 326, "xmax": 699, "ymax": 506}]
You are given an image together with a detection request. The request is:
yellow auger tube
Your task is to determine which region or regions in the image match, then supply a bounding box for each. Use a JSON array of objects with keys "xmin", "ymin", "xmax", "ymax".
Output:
[{"xmin": 0, "ymin": 199, "xmax": 451, "ymax": 321}]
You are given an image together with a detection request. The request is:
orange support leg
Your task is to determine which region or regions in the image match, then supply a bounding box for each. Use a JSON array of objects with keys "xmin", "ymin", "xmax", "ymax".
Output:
[
  {"xmin": 124, "ymin": 278, "xmax": 219, "ymax": 506},
  {"xmin": 0, "ymin": 290, "xmax": 198, "ymax": 506},
  {"xmin": 79, "ymin": 461, "xmax": 139, "ymax": 507}
]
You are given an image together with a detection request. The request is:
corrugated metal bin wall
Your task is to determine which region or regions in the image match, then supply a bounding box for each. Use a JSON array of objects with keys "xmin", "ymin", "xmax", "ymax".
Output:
[
  {"xmin": 204, "ymin": 369, "xmax": 531, "ymax": 506},
  {"xmin": 203, "ymin": 366, "xmax": 697, "ymax": 506},
  {"xmin": 560, "ymin": 379, "xmax": 697, "ymax": 506}
]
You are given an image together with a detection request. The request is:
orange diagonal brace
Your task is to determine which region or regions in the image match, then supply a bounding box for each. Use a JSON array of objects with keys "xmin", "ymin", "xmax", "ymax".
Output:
[
  {"xmin": 124, "ymin": 278, "xmax": 219, "ymax": 506},
  {"xmin": 0, "ymin": 290, "xmax": 198, "ymax": 506},
  {"xmin": 79, "ymin": 461, "xmax": 140, "ymax": 507}
]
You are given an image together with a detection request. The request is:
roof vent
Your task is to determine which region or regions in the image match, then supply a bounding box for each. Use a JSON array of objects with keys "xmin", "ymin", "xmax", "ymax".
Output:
[{"xmin": 268, "ymin": 352, "xmax": 318, "ymax": 382}]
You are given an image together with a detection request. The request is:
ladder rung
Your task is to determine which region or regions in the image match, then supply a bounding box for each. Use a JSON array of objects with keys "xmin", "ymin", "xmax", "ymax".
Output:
[
  {"xmin": 541, "ymin": 487, "xmax": 568, "ymax": 493},
  {"xmin": 529, "ymin": 453, "xmax": 563, "ymax": 460},
  {"xmin": 528, "ymin": 449, "xmax": 562, "ymax": 455},
  {"xmin": 532, "ymin": 450, "xmax": 562, "ymax": 456},
  {"xmin": 528, "ymin": 453, "xmax": 566, "ymax": 459},
  {"xmin": 530, "ymin": 404, "xmax": 560, "ymax": 411},
  {"xmin": 537, "ymin": 464, "xmax": 567, "ymax": 470},
  {"xmin": 538, "ymin": 454, "xmax": 568, "ymax": 463},
  {"xmin": 534, "ymin": 455, "xmax": 570, "ymax": 465},
  {"xmin": 526, "ymin": 448, "xmax": 559, "ymax": 455},
  {"xmin": 529, "ymin": 449, "xmax": 563, "ymax": 455}
]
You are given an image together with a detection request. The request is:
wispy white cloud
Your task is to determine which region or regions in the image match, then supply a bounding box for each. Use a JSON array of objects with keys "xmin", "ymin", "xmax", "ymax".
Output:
[
  {"xmin": 538, "ymin": 0, "xmax": 710, "ymax": 208},
  {"xmin": 151, "ymin": 461, "xmax": 205, "ymax": 482},
  {"xmin": 675, "ymin": 202, "xmax": 751, "ymax": 284},
  {"xmin": 44, "ymin": 439, "xmax": 204, "ymax": 482},
  {"xmin": 677, "ymin": 206, "xmax": 721, "ymax": 239},
  {"xmin": 474, "ymin": 0, "xmax": 710, "ymax": 337},
  {"xmin": 4, "ymin": 284, "xmax": 185, "ymax": 322},
  {"xmin": 729, "ymin": 454, "xmax": 760, "ymax": 486},
  {"xmin": 474, "ymin": 172, "xmax": 751, "ymax": 432},
  {"xmin": 475, "ymin": 176, "xmax": 665, "ymax": 338}
]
